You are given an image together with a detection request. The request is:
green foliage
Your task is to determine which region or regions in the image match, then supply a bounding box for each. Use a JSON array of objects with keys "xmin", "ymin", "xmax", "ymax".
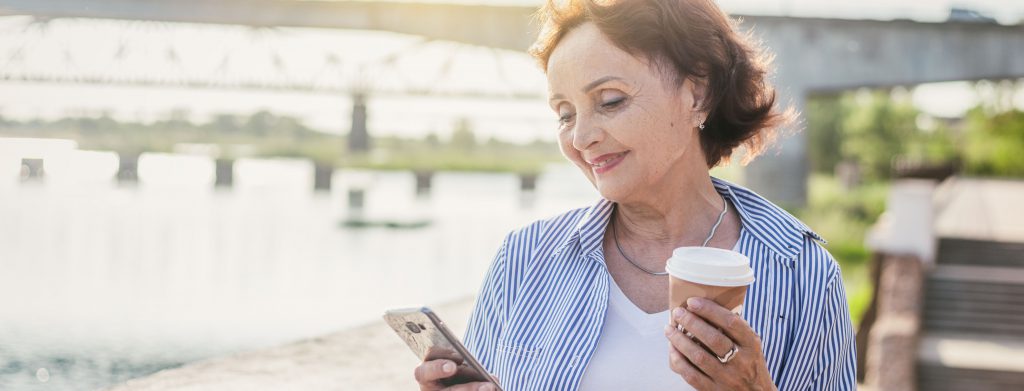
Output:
[
  {"xmin": 798, "ymin": 174, "xmax": 888, "ymax": 267},
  {"xmin": 839, "ymin": 90, "xmax": 921, "ymax": 179},
  {"xmin": 449, "ymin": 118, "xmax": 477, "ymax": 152},
  {"xmin": 0, "ymin": 110, "xmax": 564, "ymax": 173},
  {"xmin": 807, "ymin": 82, "xmax": 1024, "ymax": 180},
  {"xmin": 797, "ymin": 174, "xmax": 888, "ymax": 326},
  {"xmin": 844, "ymin": 267, "xmax": 873, "ymax": 328},
  {"xmin": 341, "ymin": 135, "xmax": 561, "ymax": 174},
  {"xmin": 963, "ymin": 107, "xmax": 1024, "ymax": 177},
  {"xmin": 904, "ymin": 123, "xmax": 960, "ymax": 165},
  {"xmin": 0, "ymin": 110, "xmax": 333, "ymax": 158},
  {"xmin": 806, "ymin": 95, "xmax": 848, "ymax": 174},
  {"xmin": 423, "ymin": 132, "xmax": 441, "ymax": 148}
]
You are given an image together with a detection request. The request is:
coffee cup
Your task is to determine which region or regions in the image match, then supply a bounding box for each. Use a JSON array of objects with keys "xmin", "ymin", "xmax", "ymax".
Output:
[{"xmin": 665, "ymin": 246, "xmax": 755, "ymax": 329}]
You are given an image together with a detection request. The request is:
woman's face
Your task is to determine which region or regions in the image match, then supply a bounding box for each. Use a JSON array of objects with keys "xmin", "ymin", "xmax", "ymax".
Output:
[{"xmin": 546, "ymin": 22, "xmax": 705, "ymax": 202}]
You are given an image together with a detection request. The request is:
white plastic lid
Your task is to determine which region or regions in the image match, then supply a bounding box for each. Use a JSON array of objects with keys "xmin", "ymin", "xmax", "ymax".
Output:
[{"xmin": 664, "ymin": 246, "xmax": 755, "ymax": 287}]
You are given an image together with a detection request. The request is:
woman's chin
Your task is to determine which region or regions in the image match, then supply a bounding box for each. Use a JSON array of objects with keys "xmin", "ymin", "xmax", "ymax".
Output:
[
  {"xmin": 577, "ymin": 162, "xmax": 638, "ymax": 202},
  {"xmin": 593, "ymin": 178, "xmax": 635, "ymax": 202}
]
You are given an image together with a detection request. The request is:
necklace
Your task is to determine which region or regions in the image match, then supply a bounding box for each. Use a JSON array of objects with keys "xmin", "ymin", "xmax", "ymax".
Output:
[{"xmin": 610, "ymin": 194, "xmax": 729, "ymax": 276}]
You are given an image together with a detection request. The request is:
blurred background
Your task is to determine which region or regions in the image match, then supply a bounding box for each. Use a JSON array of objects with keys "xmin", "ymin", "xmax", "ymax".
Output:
[{"xmin": 0, "ymin": 0, "xmax": 1022, "ymax": 390}]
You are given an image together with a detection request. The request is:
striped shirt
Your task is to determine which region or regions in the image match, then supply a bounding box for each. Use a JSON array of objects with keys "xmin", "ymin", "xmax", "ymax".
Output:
[{"xmin": 463, "ymin": 177, "xmax": 857, "ymax": 390}]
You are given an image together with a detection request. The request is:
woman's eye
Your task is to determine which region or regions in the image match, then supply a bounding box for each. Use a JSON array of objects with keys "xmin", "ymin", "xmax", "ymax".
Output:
[
  {"xmin": 558, "ymin": 113, "xmax": 575, "ymax": 126},
  {"xmin": 601, "ymin": 97, "xmax": 626, "ymax": 109}
]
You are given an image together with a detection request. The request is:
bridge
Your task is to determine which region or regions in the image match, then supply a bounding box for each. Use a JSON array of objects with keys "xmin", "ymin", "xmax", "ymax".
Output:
[{"xmin": 2, "ymin": 0, "xmax": 1023, "ymax": 205}]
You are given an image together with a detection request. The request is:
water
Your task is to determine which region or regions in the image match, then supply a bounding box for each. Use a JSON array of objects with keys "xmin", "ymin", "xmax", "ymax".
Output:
[{"xmin": 0, "ymin": 157, "xmax": 598, "ymax": 390}]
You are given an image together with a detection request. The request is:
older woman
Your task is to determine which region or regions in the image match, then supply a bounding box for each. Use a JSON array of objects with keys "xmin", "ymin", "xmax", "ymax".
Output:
[{"xmin": 414, "ymin": 0, "xmax": 856, "ymax": 390}]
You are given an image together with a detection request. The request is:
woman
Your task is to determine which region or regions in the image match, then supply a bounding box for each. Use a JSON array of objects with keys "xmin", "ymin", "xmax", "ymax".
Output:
[{"xmin": 414, "ymin": 0, "xmax": 856, "ymax": 389}]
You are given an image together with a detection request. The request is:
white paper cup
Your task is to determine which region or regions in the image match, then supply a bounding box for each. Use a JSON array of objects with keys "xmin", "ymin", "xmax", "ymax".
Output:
[{"xmin": 666, "ymin": 246, "xmax": 755, "ymax": 320}]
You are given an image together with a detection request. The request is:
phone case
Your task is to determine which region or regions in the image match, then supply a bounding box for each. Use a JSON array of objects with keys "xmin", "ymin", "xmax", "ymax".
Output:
[{"xmin": 383, "ymin": 307, "xmax": 502, "ymax": 389}]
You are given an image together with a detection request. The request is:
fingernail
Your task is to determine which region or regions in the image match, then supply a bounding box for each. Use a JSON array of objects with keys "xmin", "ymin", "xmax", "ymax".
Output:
[
  {"xmin": 479, "ymin": 384, "xmax": 495, "ymax": 391},
  {"xmin": 687, "ymin": 297, "xmax": 702, "ymax": 310},
  {"xmin": 673, "ymin": 307, "xmax": 686, "ymax": 319},
  {"xmin": 442, "ymin": 361, "xmax": 456, "ymax": 373}
]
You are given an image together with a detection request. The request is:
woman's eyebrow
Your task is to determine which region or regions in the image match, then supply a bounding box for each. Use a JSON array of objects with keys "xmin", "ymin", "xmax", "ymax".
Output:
[
  {"xmin": 549, "ymin": 75, "xmax": 624, "ymax": 103},
  {"xmin": 582, "ymin": 75, "xmax": 622, "ymax": 93}
]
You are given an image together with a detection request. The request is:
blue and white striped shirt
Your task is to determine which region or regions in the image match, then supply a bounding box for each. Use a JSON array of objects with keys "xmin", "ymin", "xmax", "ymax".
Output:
[{"xmin": 463, "ymin": 177, "xmax": 857, "ymax": 390}]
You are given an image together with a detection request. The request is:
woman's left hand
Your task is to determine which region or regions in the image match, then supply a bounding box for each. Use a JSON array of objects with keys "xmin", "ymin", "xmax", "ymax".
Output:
[{"xmin": 664, "ymin": 297, "xmax": 777, "ymax": 391}]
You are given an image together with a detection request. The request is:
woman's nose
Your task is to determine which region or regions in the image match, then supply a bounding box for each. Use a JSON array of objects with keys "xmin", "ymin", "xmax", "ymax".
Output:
[{"xmin": 571, "ymin": 116, "xmax": 603, "ymax": 152}]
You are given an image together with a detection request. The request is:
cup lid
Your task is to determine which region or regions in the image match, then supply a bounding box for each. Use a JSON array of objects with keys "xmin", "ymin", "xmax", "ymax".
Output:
[{"xmin": 664, "ymin": 246, "xmax": 755, "ymax": 287}]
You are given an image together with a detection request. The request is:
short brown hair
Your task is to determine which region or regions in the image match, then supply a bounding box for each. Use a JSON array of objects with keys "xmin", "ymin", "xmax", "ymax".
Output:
[{"xmin": 530, "ymin": 0, "xmax": 793, "ymax": 167}]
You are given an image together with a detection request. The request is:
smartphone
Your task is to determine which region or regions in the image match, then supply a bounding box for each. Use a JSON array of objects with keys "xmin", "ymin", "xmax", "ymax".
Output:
[{"xmin": 383, "ymin": 307, "xmax": 502, "ymax": 390}]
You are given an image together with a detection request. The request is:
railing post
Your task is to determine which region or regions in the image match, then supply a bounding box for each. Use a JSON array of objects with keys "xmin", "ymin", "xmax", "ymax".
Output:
[{"xmin": 862, "ymin": 179, "xmax": 937, "ymax": 390}]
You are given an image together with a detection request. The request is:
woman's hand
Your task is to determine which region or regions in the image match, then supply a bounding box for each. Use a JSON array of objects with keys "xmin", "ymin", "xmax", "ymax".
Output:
[
  {"xmin": 664, "ymin": 297, "xmax": 777, "ymax": 391},
  {"xmin": 413, "ymin": 359, "xmax": 498, "ymax": 391}
]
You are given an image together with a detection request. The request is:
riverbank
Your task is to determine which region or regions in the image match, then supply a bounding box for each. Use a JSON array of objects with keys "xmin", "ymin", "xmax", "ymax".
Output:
[{"xmin": 106, "ymin": 298, "xmax": 476, "ymax": 390}]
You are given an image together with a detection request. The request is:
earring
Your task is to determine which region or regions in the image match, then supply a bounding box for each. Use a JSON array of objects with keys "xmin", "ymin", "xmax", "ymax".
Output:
[{"xmin": 698, "ymin": 121, "xmax": 706, "ymax": 130}]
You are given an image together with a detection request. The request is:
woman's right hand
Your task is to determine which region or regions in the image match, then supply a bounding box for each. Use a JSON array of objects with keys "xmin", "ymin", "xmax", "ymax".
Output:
[{"xmin": 414, "ymin": 359, "xmax": 497, "ymax": 391}]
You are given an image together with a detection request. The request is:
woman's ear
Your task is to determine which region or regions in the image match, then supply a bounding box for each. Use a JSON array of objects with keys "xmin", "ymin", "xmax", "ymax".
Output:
[
  {"xmin": 687, "ymin": 77, "xmax": 709, "ymax": 111},
  {"xmin": 680, "ymin": 77, "xmax": 709, "ymax": 127}
]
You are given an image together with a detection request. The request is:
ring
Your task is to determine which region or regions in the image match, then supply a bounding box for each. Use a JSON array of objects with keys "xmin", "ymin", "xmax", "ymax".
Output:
[{"xmin": 717, "ymin": 344, "xmax": 738, "ymax": 363}]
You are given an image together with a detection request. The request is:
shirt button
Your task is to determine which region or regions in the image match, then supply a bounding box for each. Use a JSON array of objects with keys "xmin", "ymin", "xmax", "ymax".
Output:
[{"xmin": 568, "ymin": 355, "xmax": 581, "ymax": 368}]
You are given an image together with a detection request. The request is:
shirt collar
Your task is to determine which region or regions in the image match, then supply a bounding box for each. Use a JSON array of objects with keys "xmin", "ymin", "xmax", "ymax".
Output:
[
  {"xmin": 712, "ymin": 177, "xmax": 826, "ymax": 261},
  {"xmin": 564, "ymin": 176, "xmax": 825, "ymax": 266}
]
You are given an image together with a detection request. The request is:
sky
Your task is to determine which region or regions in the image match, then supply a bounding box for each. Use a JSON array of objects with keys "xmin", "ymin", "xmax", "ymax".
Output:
[{"xmin": 0, "ymin": 0, "xmax": 1022, "ymax": 143}]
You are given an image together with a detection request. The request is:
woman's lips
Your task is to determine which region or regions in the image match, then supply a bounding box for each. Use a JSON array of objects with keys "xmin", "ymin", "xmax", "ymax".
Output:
[{"xmin": 589, "ymin": 151, "xmax": 629, "ymax": 175}]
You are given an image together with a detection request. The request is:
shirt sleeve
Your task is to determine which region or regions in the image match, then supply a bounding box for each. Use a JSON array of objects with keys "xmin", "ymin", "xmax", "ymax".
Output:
[
  {"xmin": 808, "ymin": 265, "xmax": 858, "ymax": 390},
  {"xmin": 462, "ymin": 233, "xmax": 510, "ymax": 373}
]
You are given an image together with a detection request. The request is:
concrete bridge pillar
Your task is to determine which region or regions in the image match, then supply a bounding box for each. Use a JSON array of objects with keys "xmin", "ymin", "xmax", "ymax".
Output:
[
  {"xmin": 414, "ymin": 170, "xmax": 433, "ymax": 196},
  {"xmin": 743, "ymin": 83, "xmax": 808, "ymax": 208},
  {"xmin": 20, "ymin": 158, "xmax": 44, "ymax": 181},
  {"xmin": 215, "ymin": 158, "xmax": 234, "ymax": 187},
  {"xmin": 347, "ymin": 188, "xmax": 365, "ymax": 211},
  {"xmin": 348, "ymin": 93, "xmax": 370, "ymax": 153},
  {"xmin": 117, "ymin": 153, "xmax": 139, "ymax": 183},
  {"xmin": 518, "ymin": 171, "xmax": 538, "ymax": 208},
  {"xmin": 518, "ymin": 172, "xmax": 538, "ymax": 192},
  {"xmin": 314, "ymin": 163, "xmax": 333, "ymax": 191}
]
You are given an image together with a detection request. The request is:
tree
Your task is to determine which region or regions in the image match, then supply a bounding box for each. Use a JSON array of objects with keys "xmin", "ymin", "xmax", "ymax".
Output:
[
  {"xmin": 208, "ymin": 114, "xmax": 241, "ymax": 134},
  {"xmin": 450, "ymin": 118, "xmax": 476, "ymax": 151},
  {"xmin": 245, "ymin": 110, "xmax": 276, "ymax": 136},
  {"xmin": 964, "ymin": 107, "xmax": 1024, "ymax": 177},
  {"xmin": 806, "ymin": 94, "xmax": 848, "ymax": 174},
  {"xmin": 423, "ymin": 132, "xmax": 440, "ymax": 148},
  {"xmin": 839, "ymin": 89, "xmax": 920, "ymax": 180}
]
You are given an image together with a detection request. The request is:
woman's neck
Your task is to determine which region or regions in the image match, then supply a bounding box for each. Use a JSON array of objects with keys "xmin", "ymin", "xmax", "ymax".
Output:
[{"xmin": 612, "ymin": 172, "xmax": 724, "ymax": 249}]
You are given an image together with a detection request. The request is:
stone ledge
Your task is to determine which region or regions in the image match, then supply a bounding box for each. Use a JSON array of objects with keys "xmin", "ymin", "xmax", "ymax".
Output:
[{"xmin": 107, "ymin": 298, "xmax": 476, "ymax": 391}]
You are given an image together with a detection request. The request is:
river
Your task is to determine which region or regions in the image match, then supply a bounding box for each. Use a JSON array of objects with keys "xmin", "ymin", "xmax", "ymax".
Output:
[{"xmin": 0, "ymin": 156, "xmax": 598, "ymax": 390}]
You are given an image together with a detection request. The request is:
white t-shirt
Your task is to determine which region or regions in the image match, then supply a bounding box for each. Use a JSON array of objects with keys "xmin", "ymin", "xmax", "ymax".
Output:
[{"xmin": 578, "ymin": 243, "xmax": 740, "ymax": 390}]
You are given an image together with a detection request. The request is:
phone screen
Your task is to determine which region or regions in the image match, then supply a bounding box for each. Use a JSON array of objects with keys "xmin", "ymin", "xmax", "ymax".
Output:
[{"xmin": 383, "ymin": 307, "xmax": 502, "ymax": 389}]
